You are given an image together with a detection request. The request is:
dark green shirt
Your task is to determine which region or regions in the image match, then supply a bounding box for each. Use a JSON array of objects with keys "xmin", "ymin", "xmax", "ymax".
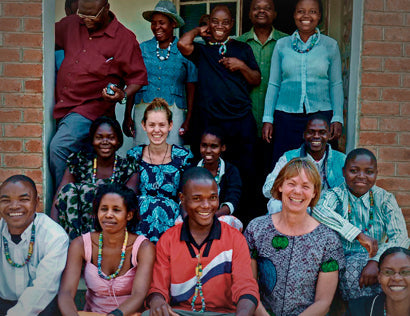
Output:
[{"xmin": 237, "ymin": 27, "xmax": 288, "ymax": 136}]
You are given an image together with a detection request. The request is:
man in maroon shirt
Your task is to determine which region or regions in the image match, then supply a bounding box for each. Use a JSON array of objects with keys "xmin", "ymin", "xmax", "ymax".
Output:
[{"xmin": 50, "ymin": 0, "xmax": 147, "ymax": 189}]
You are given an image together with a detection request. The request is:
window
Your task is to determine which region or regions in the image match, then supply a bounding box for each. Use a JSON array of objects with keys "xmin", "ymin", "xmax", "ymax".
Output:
[{"xmin": 176, "ymin": 0, "xmax": 241, "ymax": 36}]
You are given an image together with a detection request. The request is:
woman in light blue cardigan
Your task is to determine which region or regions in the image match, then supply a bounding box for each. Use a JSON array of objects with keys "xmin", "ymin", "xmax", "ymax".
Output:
[{"xmin": 262, "ymin": 0, "xmax": 343, "ymax": 166}]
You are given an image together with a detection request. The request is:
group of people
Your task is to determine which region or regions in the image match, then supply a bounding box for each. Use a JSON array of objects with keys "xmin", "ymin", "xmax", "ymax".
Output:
[{"xmin": 0, "ymin": 0, "xmax": 408, "ymax": 315}]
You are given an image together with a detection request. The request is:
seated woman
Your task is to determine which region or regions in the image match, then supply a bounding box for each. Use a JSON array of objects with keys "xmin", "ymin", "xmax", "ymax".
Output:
[
  {"xmin": 51, "ymin": 117, "xmax": 139, "ymax": 240},
  {"xmin": 58, "ymin": 184, "xmax": 155, "ymax": 316},
  {"xmin": 245, "ymin": 158, "xmax": 345, "ymax": 316},
  {"xmin": 127, "ymin": 98, "xmax": 193, "ymax": 243},
  {"xmin": 197, "ymin": 126, "xmax": 243, "ymax": 230},
  {"xmin": 347, "ymin": 247, "xmax": 410, "ymax": 316},
  {"xmin": 313, "ymin": 148, "xmax": 409, "ymax": 302},
  {"xmin": 262, "ymin": 114, "xmax": 345, "ymax": 214}
]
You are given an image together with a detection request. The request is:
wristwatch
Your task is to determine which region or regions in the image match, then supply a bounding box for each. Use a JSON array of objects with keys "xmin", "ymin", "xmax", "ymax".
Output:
[{"xmin": 120, "ymin": 91, "xmax": 127, "ymax": 105}]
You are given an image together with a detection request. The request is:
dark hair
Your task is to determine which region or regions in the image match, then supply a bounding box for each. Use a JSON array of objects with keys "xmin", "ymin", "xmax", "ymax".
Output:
[
  {"xmin": 378, "ymin": 247, "xmax": 410, "ymax": 269},
  {"xmin": 142, "ymin": 97, "xmax": 173, "ymax": 124},
  {"xmin": 89, "ymin": 116, "xmax": 123, "ymax": 149},
  {"xmin": 1, "ymin": 175, "xmax": 37, "ymax": 198},
  {"xmin": 201, "ymin": 126, "xmax": 226, "ymax": 146},
  {"xmin": 305, "ymin": 113, "xmax": 330, "ymax": 131},
  {"xmin": 344, "ymin": 148, "xmax": 377, "ymax": 169},
  {"xmin": 92, "ymin": 183, "xmax": 139, "ymax": 232},
  {"xmin": 180, "ymin": 167, "xmax": 216, "ymax": 193},
  {"xmin": 294, "ymin": 0, "xmax": 323, "ymax": 25}
]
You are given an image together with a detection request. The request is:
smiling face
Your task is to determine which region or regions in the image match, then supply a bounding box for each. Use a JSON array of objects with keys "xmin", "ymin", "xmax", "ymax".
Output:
[
  {"xmin": 343, "ymin": 154, "xmax": 378, "ymax": 197},
  {"xmin": 200, "ymin": 134, "xmax": 226, "ymax": 166},
  {"xmin": 378, "ymin": 252, "xmax": 410, "ymax": 303},
  {"xmin": 209, "ymin": 6, "xmax": 234, "ymax": 42},
  {"xmin": 151, "ymin": 13, "xmax": 176, "ymax": 45},
  {"xmin": 92, "ymin": 123, "xmax": 119, "ymax": 159},
  {"xmin": 250, "ymin": 0, "xmax": 276, "ymax": 28},
  {"xmin": 142, "ymin": 110, "xmax": 173, "ymax": 146},
  {"xmin": 180, "ymin": 179, "xmax": 219, "ymax": 231},
  {"xmin": 77, "ymin": 0, "xmax": 109, "ymax": 32},
  {"xmin": 97, "ymin": 193, "xmax": 133, "ymax": 233},
  {"xmin": 303, "ymin": 118, "xmax": 330, "ymax": 158},
  {"xmin": 0, "ymin": 181, "xmax": 38, "ymax": 235},
  {"xmin": 279, "ymin": 169, "xmax": 316, "ymax": 214},
  {"xmin": 294, "ymin": 0, "xmax": 321, "ymax": 39}
]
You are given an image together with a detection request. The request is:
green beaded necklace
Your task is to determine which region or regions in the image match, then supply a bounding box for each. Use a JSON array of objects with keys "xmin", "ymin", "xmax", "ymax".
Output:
[{"xmin": 3, "ymin": 224, "xmax": 35, "ymax": 268}]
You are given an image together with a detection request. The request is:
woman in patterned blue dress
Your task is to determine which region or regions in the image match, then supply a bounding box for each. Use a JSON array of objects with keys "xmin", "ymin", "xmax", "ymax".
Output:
[
  {"xmin": 244, "ymin": 158, "xmax": 345, "ymax": 316},
  {"xmin": 127, "ymin": 98, "xmax": 193, "ymax": 243}
]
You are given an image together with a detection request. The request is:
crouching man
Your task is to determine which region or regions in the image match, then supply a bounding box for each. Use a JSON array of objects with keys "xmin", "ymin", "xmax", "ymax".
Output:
[
  {"xmin": 0, "ymin": 175, "xmax": 69, "ymax": 315},
  {"xmin": 144, "ymin": 167, "xmax": 259, "ymax": 316}
]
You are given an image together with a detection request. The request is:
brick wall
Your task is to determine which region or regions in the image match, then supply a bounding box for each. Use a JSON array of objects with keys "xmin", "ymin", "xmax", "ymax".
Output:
[
  {"xmin": 0, "ymin": 1, "xmax": 44, "ymax": 200},
  {"xmin": 359, "ymin": 0, "xmax": 410, "ymax": 231}
]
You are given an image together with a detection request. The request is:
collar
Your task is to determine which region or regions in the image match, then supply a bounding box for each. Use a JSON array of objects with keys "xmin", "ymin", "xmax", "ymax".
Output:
[
  {"xmin": 346, "ymin": 183, "xmax": 372, "ymax": 209},
  {"xmin": 79, "ymin": 11, "xmax": 119, "ymax": 38},
  {"xmin": 197, "ymin": 158, "xmax": 226, "ymax": 184},
  {"xmin": 1, "ymin": 214, "xmax": 36, "ymax": 242},
  {"xmin": 292, "ymin": 27, "xmax": 321, "ymax": 45},
  {"xmin": 243, "ymin": 27, "xmax": 282, "ymax": 43},
  {"xmin": 180, "ymin": 215, "xmax": 221, "ymax": 258},
  {"xmin": 148, "ymin": 36, "xmax": 179, "ymax": 54},
  {"xmin": 300, "ymin": 143, "xmax": 329, "ymax": 161}
]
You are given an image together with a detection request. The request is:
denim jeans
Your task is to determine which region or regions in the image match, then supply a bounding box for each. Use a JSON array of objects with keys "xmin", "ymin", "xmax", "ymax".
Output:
[{"xmin": 49, "ymin": 113, "xmax": 92, "ymax": 189}]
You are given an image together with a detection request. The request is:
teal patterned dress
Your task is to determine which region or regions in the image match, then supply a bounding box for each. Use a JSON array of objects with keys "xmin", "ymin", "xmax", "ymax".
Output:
[
  {"xmin": 244, "ymin": 215, "xmax": 345, "ymax": 316},
  {"xmin": 127, "ymin": 145, "xmax": 193, "ymax": 243},
  {"xmin": 56, "ymin": 151, "xmax": 138, "ymax": 240}
]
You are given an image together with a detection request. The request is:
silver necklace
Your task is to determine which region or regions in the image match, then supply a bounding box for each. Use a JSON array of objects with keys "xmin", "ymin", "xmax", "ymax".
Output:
[{"xmin": 156, "ymin": 40, "xmax": 172, "ymax": 61}]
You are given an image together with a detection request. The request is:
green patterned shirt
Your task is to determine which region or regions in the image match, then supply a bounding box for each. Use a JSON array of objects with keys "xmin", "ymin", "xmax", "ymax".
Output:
[{"xmin": 237, "ymin": 27, "xmax": 288, "ymax": 136}]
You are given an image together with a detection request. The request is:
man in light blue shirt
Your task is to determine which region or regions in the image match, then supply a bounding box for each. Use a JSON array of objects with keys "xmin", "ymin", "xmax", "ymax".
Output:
[{"xmin": 0, "ymin": 175, "xmax": 68, "ymax": 315}]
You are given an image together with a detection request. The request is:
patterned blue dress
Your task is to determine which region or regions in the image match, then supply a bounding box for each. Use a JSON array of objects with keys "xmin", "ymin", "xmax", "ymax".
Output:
[{"xmin": 127, "ymin": 145, "xmax": 193, "ymax": 243}]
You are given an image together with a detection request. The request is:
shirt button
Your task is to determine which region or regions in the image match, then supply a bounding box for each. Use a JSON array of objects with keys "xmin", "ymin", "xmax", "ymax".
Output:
[
  {"xmin": 157, "ymin": 88, "xmax": 160, "ymax": 91},
  {"xmin": 89, "ymin": 37, "xmax": 92, "ymax": 40},
  {"xmin": 159, "ymin": 67, "xmax": 161, "ymax": 70},
  {"xmin": 60, "ymin": 99, "xmax": 64, "ymax": 102},
  {"xmin": 75, "ymin": 60, "xmax": 79, "ymax": 63},
  {"xmin": 83, "ymin": 49, "xmax": 86, "ymax": 52},
  {"xmin": 158, "ymin": 77, "xmax": 161, "ymax": 80}
]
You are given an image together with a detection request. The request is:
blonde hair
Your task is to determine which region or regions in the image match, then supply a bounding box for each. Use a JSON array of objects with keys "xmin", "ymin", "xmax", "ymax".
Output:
[
  {"xmin": 142, "ymin": 97, "xmax": 173, "ymax": 124},
  {"xmin": 271, "ymin": 158, "xmax": 321, "ymax": 207}
]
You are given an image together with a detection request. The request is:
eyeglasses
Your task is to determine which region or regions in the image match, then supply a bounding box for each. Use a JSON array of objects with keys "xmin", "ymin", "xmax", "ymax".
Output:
[
  {"xmin": 380, "ymin": 269, "xmax": 410, "ymax": 277},
  {"xmin": 77, "ymin": 5, "xmax": 105, "ymax": 20}
]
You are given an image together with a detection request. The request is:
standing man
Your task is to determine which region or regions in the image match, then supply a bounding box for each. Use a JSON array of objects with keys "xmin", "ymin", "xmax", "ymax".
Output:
[
  {"xmin": 50, "ymin": 0, "xmax": 147, "ymax": 189},
  {"xmin": 237, "ymin": 0, "xmax": 288, "ymax": 212},
  {"xmin": 178, "ymin": 5, "xmax": 261, "ymax": 226}
]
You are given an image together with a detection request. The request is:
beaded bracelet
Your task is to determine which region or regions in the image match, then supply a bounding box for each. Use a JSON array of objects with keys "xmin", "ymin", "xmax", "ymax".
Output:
[{"xmin": 108, "ymin": 308, "xmax": 123, "ymax": 316}]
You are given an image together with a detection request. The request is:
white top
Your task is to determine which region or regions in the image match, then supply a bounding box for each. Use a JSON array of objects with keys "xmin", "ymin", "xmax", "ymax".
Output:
[{"xmin": 0, "ymin": 213, "xmax": 69, "ymax": 316}]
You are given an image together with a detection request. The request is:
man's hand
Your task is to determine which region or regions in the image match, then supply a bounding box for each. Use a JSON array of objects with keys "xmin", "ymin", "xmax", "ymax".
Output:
[
  {"xmin": 329, "ymin": 122, "xmax": 342, "ymax": 141},
  {"xmin": 359, "ymin": 260, "xmax": 379, "ymax": 288},
  {"xmin": 197, "ymin": 25, "xmax": 210, "ymax": 39},
  {"xmin": 262, "ymin": 122, "xmax": 273, "ymax": 143},
  {"xmin": 123, "ymin": 113, "xmax": 135, "ymax": 138},
  {"xmin": 219, "ymin": 57, "xmax": 245, "ymax": 72},
  {"xmin": 356, "ymin": 233, "xmax": 378, "ymax": 257},
  {"xmin": 102, "ymin": 84, "xmax": 125, "ymax": 103},
  {"xmin": 149, "ymin": 296, "xmax": 179, "ymax": 316},
  {"xmin": 179, "ymin": 119, "xmax": 190, "ymax": 136}
]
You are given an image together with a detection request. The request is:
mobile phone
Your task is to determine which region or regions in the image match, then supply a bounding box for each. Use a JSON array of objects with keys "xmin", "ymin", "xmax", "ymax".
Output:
[{"xmin": 106, "ymin": 83, "xmax": 117, "ymax": 96}]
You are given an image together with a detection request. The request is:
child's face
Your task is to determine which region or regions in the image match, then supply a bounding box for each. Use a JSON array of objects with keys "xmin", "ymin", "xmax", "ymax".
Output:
[
  {"xmin": 200, "ymin": 134, "xmax": 225, "ymax": 165},
  {"xmin": 179, "ymin": 179, "xmax": 219, "ymax": 230},
  {"xmin": 0, "ymin": 181, "xmax": 38, "ymax": 235},
  {"xmin": 343, "ymin": 154, "xmax": 378, "ymax": 197}
]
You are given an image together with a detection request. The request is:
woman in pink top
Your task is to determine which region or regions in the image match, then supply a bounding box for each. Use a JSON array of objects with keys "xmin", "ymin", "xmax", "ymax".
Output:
[{"xmin": 58, "ymin": 184, "xmax": 155, "ymax": 316}]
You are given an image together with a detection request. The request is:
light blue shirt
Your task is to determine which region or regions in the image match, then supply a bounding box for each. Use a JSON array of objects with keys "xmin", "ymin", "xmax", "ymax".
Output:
[
  {"xmin": 263, "ymin": 29, "xmax": 343, "ymax": 124},
  {"xmin": 312, "ymin": 183, "xmax": 409, "ymax": 262},
  {"xmin": 135, "ymin": 37, "xmax": 198, "ymax": 109},
  {"xmin": 0, "ymin": 213, "xmax": 69, "ymax": 315}
]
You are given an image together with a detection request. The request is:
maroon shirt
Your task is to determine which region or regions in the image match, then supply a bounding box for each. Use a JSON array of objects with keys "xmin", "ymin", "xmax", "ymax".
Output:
[{"xmin": 54, "ymin": 13, "xmax": 147, "ymax": 120}]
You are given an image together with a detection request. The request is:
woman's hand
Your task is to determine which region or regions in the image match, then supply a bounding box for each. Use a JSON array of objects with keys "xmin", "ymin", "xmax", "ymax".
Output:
[
  {"xmin": 262, "ymin": 123, "xmax": 273, "ymax": 143},
  {"xmin": 329, "ymin": 122, "xmax": 342, "ymax": 141},
  {"xmin": 359, "ymin": 260, "xmax": 379, "ymax": 288}
]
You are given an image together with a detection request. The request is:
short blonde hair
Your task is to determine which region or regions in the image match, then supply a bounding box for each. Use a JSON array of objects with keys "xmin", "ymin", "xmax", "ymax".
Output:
[
  {"xmin": 142, "ymin": 97, "xmax": 173, "ymax": 124},
  {"xmin": 271, "ymin": 158, "xmax": 321, "ymax": 207}
]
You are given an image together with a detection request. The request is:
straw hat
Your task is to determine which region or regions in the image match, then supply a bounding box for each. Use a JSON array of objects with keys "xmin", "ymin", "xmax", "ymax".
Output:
[{"xmin": 142, "ymin": 0, "xmax": 185, "ymax": 28}]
